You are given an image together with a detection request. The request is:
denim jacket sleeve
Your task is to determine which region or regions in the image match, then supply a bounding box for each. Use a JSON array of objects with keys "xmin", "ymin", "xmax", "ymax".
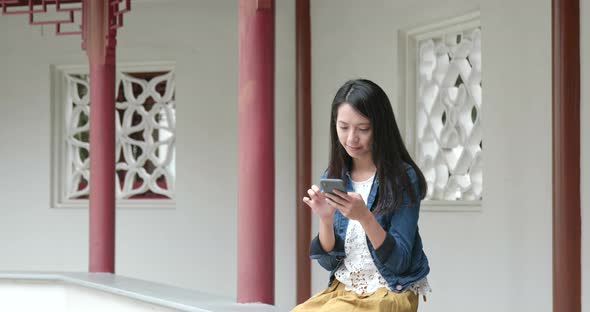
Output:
[
  {"xmin": 308, "ymin": 170, "xmax": 346, "ymax": 272},
  {"xmin": 369, "ymin": 166, "xmax": 421, "ymax": 275},
  {"xmin": 309, "ymin": 230, "xmax": 345, "ymax": 271}
]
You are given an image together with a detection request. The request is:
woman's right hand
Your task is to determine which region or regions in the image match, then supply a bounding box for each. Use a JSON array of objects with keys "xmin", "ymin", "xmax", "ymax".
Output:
[{"xmin": 303, "ymin": 185, "xmax": 336, "ymax": 223}]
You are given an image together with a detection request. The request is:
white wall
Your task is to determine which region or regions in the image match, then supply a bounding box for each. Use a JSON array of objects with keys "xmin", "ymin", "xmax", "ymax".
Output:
[
  {"xmin": 0, "ymin": 273, "xmax": 278, "ymax": 312},
  {"xmin": 582, "ymin": 1, "xmax": 589, "ymax": 311},
  {"xmin": 274, "ymin": 0, "xmax": 296, "ymax": 309},
  {"xmin": 0, "ymin": 281, "xmax": 178, "ymax": 312},
  {"xmin": 0, "ymin": 0, "xmax": 561, "ymax": 311},
  {"xmin": 310, "ymin": 1, "xmax": 552, "ymax": 311},
  {"xmin": 482, "ymin": 2, "xmax": 552, "ymax": 311},
  {"xmin": 0, "ymin": 1, "xmax": 296, "ymax": 311},
  {"xmin": 0, "ymin": 281, "xmax": 68, "ymax": 312}
]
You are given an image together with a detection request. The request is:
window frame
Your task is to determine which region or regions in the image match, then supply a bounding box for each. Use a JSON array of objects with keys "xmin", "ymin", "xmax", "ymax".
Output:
[
  {"xmin": 50, "ymin": 61, "xmax": 177, "ymax": 209},
  {"xmin": 398, "ymin": 12, "xmax": 481, "ymax": 212}
]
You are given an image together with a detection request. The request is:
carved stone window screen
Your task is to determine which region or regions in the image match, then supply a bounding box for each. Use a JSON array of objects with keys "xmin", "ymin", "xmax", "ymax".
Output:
[
  {"xmin": 51, "ymin": 62, "xmax": 176, "ymax": 208},
  {"xmin": 399, "ymin": 12, "xmax": 481, "ymax": 211}
]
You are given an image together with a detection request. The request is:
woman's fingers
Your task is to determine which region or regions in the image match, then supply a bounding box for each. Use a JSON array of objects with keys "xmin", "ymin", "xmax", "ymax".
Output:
[
  {"xmin": 332, "ymin": 189, "xmax": 351, "ymax": 201},
  {"xmin": 307, "ymin": 188, "xmax": 318, "ymax": 199},
  {"xmin": 302, "ymin": 197, "xmax": 317, "ymax": 211},
  {"xmin": 302, "ymin": 197, "xmax": 313, "ymax": 208},
  {"xmin": 325, "ymin": 193, "xmax": 346, "ymax": 206}
]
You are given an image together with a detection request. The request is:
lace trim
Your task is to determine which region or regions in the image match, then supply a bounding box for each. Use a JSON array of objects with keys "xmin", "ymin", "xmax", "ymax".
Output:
[{"xmin": 409, "ymin": 277, "xmax": 432, "ymax": 297}]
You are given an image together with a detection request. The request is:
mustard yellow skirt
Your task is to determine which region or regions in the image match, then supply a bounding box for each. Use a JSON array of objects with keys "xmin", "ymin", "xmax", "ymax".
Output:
[{"xmin": 291, "ymin": 280, "xmax": 418, "ymax": 312}]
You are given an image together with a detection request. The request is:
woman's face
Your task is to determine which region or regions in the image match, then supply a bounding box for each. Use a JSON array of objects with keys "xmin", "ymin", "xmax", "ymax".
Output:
[{"xmin": 336, "ymin": 103, "xmax": 373, "ymax": 160}]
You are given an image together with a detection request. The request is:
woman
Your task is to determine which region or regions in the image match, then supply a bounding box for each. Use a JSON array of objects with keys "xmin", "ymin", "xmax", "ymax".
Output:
[{"xmin": 293, "ymin": 79, "xmax": 431, "ymax": 312}]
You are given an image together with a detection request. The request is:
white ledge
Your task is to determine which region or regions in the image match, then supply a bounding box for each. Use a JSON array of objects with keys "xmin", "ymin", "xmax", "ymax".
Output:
[{"xmin": 0, "ymin": 272, "xmax": 277, "ymax": 312}]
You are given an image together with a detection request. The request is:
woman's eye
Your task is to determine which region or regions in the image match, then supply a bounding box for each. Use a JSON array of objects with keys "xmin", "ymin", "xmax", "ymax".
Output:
[
  {"xmin": 339, "ymin": 127, "xmax": 349, "ymax": 130},
  {"xmin": 359, "ymin": 128, "xmax": 369, "ymax": 132}
]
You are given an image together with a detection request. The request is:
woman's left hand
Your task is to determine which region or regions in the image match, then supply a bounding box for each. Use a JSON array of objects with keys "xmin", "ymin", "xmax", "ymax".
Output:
[{"xmin": 325, "ymin": 190, "xmax": 370, "ymax": 222}]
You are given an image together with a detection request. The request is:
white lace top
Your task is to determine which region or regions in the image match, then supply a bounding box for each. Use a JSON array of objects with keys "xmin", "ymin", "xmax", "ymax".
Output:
[{"xmin": 334, "ymin": 174, "xmax": 431, "ymax": 297}]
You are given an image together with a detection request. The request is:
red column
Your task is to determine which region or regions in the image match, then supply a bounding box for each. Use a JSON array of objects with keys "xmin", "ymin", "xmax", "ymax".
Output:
[
  {"xmin": 86, "ymin": 0, "xmax": 117, "ymax": 273},
  {"xmin": 295, "ymin": 0, "xmax": 312, "ymax": 303},
  {"xmin": 552, "ymin": 0, "xmax": 580, "ymax": 311},
  {"xmin": 295, "ymin": 0, "xmax": 311, "ymax": 304},
  {"xmin": 237, "ymin": 0, "xmax": 275, "ymax": 304}
]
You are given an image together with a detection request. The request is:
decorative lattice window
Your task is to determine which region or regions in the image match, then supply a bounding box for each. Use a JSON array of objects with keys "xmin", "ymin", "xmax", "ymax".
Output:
[
  {"xmin": 51, "ymin": 63, "xmax": 176, "ymax": 208},
  {"xmin": 399, "ymin": 12, "xmax": 481, "ymax": 211}
]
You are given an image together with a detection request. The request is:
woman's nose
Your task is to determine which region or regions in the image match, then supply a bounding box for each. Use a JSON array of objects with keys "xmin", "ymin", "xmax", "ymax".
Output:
[{"xmin": 347, "ymin": 132, "xmax": 358, "ymax": 144}]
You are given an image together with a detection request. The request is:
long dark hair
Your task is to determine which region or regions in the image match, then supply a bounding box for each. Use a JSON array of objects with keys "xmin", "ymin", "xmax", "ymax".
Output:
[{"xmin": 327, "ymin": 79, "xmax": 427, "ymax": 215}]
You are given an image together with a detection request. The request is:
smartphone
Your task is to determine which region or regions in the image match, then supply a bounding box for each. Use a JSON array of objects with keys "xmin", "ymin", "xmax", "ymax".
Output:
[{"xmin": 320, "ymin": 178, "xmax": 346, "ymax": 195}]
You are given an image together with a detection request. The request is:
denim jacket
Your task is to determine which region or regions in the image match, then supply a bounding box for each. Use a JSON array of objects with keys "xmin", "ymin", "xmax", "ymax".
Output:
[{"xmin": 309, "ymin": 164, "xmax": 430, "ymax": 293}]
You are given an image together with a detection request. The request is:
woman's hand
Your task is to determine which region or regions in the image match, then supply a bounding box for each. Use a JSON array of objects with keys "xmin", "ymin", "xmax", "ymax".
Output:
[
  {"xmin": 325, "ymin": 190, "xmax": 371, "ymax": 222},
  {"xmin": 303, "ymin": 185, "xmax": 336, "ymax": 223}
]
